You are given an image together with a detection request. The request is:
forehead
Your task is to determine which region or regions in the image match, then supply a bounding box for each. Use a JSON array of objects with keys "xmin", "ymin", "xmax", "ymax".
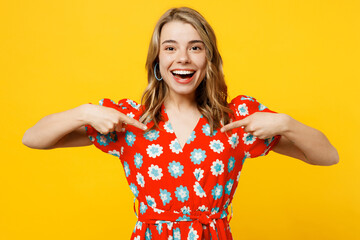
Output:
[{"xmin": 160, "ymin": 21, "xmax": 202, "ymax": 43}]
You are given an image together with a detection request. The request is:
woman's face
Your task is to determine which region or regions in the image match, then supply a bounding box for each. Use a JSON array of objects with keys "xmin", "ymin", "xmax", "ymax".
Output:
[{"xmin": 158, "ymin": 20, "xmax": 207, "ymax": 99}]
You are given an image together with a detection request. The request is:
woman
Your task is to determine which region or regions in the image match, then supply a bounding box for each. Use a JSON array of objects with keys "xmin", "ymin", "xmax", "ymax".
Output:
[{"xmin": 22, "ymin": 7, "xmax": 339, "ymax": 240}]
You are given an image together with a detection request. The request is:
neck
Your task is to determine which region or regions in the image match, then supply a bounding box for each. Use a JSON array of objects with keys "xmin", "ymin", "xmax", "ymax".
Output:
[{"xmin": 164, "ymin": 92, "xmax": 197, "ymax": 113}]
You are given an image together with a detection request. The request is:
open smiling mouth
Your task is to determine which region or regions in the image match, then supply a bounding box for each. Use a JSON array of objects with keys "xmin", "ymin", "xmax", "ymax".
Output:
[{"xmin": 171, "ymin": 70, "xmax": 196, "ymax": 80}]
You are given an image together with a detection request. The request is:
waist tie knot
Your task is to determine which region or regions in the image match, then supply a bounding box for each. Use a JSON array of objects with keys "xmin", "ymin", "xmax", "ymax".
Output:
[
  {"xmin": 189, "ymin": 211, "xmax": 223, "ymax": 240},
  {"xmin": 195, "ymin": 212, "xmax": 212, "ymax": 225},
  {"xmin": 135, "ymin": 203, "xmax": 231, "ymax": 240}
]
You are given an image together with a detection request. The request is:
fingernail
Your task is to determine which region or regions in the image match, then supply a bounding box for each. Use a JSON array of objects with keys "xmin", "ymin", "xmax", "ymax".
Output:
[
  {"xmin": 142, "ymin": 126, "xmax": 147, "ymax": 130},
  {"xmin": 220, "ymin": 128, "xmax": 224, "ymax": 133}
]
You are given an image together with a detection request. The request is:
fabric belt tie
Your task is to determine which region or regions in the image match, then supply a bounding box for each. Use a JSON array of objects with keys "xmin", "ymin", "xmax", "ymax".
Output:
[
  {"xmin": 137, "ymin": 210, "xmax": 226, "ymax": 240},
  {"xmin": 190, "ymin": 211, "xmax": 223, "ymax": 240},
  {"xmin": 133, "ymin": 198, "xmax": 232, "ymax": 239}
]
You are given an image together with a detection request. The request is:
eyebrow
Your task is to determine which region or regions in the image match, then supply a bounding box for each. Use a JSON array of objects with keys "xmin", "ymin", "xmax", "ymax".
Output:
[{"xmin": 161, "ymin": 40, "xmax": 204, "ymax": 45}]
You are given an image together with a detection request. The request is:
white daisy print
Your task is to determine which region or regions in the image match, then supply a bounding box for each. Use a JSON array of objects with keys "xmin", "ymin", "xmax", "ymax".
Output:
[
  {"xmin": 140, "ymin": 202, "xmax": 147, "ymax": 214},
  {"xmin": 193, "ymin": 168, "xmax": 204, "ymax": 181},
  {"xmin": 135, "ymin": 221, "xmax": 142, "ymax": 230},
  {"xmin": 173, "ymin": 228, "xmax": 181, "ymax": 240},
  {"xmin": 228, "ymin": 133, "xmax": 239, "ymax": 149},
  {"xmin": 168, "ymin": 161, "xmax": 184, "ymax": 178},
  {"xmin": 163, "ymin": 121, "xmax": 174, "ymax": 133},
  {"xmin": 159, "ymin": 189, "xmax": 172, "ymax": 205},
  {"xmin": 210, "ymin": 220, "xmax": 216, "ymax": 230},
  {"xmin": 120, "ymin": 146, "xmax": 124, "ymax": 155},
  {"xmin": 228, "ymin": 157, "xmax": 235, "ymax": 172},
  {"xmin": 181, "ymin": 206, "xmax": 191, "ymax": 215},
  {"xmin": 237, "ymin": 103, "xmax": 249, "ymax": 116},
  {"xmin": 211, "ymin": 207, "xmax": 219, "ymax": 214},
  {"xmin": 126, "ymin": 99, "xmax": 141, "ymax": 110},
  {"xmin": 124, "ymin": 161, "xmax": 130, "ymax": 177},
  {"xmin": 201, "ymin": 123, "xmax": 218, "ymax": 137},
  {"xmin": 134, "ymin": 153, "xmax": 143, "ymax": 169},
  {"xmin": 169, "ymin": 139, "xmax": 182, "ymax": 154},
  {"xmin": 136, "ymin": 172, "xmax": 145, "ymax": 187},
  {"xmin": 146, "ymin": 144, "xmax": 163, "ymax": 158},
  {"xmin": 237, "ymin": 171, "xmax": 241, "ymax": 181},
  {"xmin": 210, "ymin": 159, "xmax": 224, "ymax": 176},
  {"xmin": 148, "ymin": 164, "xmax": 163, "ymax": 181},
  {"xmin": 129, "ymin": 183, "xmax": 139, "ymax": 197},
  {"xmin": 209, "ymin": 140, "xmax": 224, "ymax": 153},
  {"xmin": 211, "ymin": 183, "xmax": 223, "ymax": 200},
  {"xmin": 197, "ymin": 205, "xmax": 208, "ymax": 212},
  {"xmin": 125, "ymin": 131, "xmax": 136, "ymax": 146},
  {"xmin": 145, "ymin": 228, "xmax": 152, "ymax": 239},
  {"xmin": 144, "ymin": 129, "xmax": 160, "ymax": 142},
  {"xmin": 145, "ymin": 195, "xmax": 156, "ymax": 208},
  {"xmin": 188, "ymin": 227, "xmax": 199, "ymax": 240},
  {"xmin": 153, "ymin": 207, "xmax": 165, "ymax": 214},
  {"xmin": 175, "ymin": 185, "xmax": 190, "ymax": 202},
  {"xmin": 190, "ymin": 149, "xmax": 207, "ymax": 164},
  {"xmin": 155, "ymin": 221, "xmax": 164, "ymax": 235},
  {"xmin": 225, "ymin": 179, "xmax": 234, "ymax": 195},
  {"xmin": 193, "ymin": 182, "xmax": 207, "ymax": 198},
  {"xmin": 258, "ymin": 103, "xmax": 267, "ymax": 111},
  {"xmin": 108, "ymin": 150, "xmax": 120, "ymax": 157},
  {"xmin": 242, "ymin": 133, "xmax": 256, "ymax": 145},
  {"xmin": 223, "ymin": 198, "xmax": 230, "ymax": 209}
]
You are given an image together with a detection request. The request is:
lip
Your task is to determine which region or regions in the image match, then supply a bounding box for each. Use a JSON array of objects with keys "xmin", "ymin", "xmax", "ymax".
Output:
[
  {"xmin": 171, "ymin": 68, "xmax": 196, "ymax": 72},
  {"xmin": 171, "ymin": 71, "xmax": 195, "ymax": 84}
]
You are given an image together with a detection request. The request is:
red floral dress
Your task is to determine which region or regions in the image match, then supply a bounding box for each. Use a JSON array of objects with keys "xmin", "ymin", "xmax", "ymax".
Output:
[{"xmin": 84, "ymin": 95, "xmax": 281, "ymax": 240}]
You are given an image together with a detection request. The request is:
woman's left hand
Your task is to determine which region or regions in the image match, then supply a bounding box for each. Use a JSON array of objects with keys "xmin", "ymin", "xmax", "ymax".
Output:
[{"xmin": 220, "ymin": 112, "xmax": 288, "ymax": 139}]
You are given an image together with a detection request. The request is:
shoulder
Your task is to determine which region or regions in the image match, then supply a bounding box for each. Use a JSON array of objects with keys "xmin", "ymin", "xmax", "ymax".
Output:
[
  {"xmin": 229, "ymin": 94, "xmax": 274, "ymax": 118},
  {"xmin": 229, "ymin": 94, "xmax": 268, "ymax": 110},
  {"xmin": 96, "ymin": 98, "xmax": 142, "ymax": 119},
  {"xmin": 97, "ymin": 98, "xmax": 141, "ymax": 110},
  {"xmin": 117, "ymin": 98, "xmax": 141, "ymax": 111}
]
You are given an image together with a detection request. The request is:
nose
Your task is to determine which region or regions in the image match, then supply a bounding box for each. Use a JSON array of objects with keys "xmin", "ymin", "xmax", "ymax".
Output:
[{"xmin": 176, "ymin": 48, "xmax": 190, "ymax": 64}]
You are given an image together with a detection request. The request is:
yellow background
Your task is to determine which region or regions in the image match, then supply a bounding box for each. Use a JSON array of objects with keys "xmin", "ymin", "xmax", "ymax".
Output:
[{"xmin": 1, "ymin": 0, "xmax": 359, "ymax": 239}]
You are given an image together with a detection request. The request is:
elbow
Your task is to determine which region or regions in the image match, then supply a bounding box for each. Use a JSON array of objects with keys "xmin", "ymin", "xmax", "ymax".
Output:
[
  {"xmin": 329, "ymin": 148, "xmax": 340, "ymax": 166},
  {"xmin": 315, "ymin": 148, "xmax": 339, "ymax": 166},
  {"xmin": 22, "ymin": 131, "xmax": 32, "ymax": 148},
  {"xmin": 22, "ymin": 130, "xmax": 47, "ymax": 149},
  {"xmin": 22, "ymin": 135, "xmax": 37, "ymax": 149}
]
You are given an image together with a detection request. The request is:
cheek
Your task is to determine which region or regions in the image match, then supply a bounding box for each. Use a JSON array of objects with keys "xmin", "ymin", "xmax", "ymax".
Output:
[
  {"xmin": 195, "ymin": 55, "xmax": 207, "ymax": 70},
  {"xmin": 159, "ymin": 54, "xmax": 174, "ymax": 70}
]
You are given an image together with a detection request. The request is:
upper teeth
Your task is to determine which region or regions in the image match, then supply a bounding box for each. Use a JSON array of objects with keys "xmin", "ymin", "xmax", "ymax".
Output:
[{"xmin": 172, "ymin": 70, "xmax": 195, "ymax": 75}]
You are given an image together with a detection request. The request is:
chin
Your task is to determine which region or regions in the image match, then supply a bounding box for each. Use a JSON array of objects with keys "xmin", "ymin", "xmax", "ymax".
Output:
[{"xmin": 170, "ymin": 87, "xmax": 197, "ymax": 96}]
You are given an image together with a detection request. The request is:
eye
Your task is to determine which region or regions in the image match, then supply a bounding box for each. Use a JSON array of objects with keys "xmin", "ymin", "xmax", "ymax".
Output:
[
  {"xmin": 191, "ymin": 46, "xmax": 202, "ymax": 51},
  {"xmin": 165, "ymin": 46, "xmax": 175, "ymax": 51}
]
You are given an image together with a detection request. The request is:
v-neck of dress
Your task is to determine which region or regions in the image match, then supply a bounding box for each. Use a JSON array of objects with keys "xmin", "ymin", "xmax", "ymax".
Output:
[{"xmin": 161, "ymin": 104, "xmax": 203, "ymax": 152}]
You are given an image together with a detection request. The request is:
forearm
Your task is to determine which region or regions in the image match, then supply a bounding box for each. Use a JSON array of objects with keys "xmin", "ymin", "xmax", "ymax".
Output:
[
  {"xmin": 22, "ymin": 104, "xmax": 89, "ymax": 149},
  {"xmin": 281, "ymin": 114, "xmax": 339, "ymax": 166}
]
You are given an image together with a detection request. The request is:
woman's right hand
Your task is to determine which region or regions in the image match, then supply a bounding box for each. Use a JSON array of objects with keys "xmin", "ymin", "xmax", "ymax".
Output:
[{"xmin": 83, "ymin": 104, "xmax": 147, "ymax": 134}]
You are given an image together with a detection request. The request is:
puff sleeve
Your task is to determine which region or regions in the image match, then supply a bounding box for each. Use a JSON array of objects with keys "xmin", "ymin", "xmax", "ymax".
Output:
[
  {"xmin": 229, "ymin": 95, "xmax": 282, "ymax": 159},
  {"xmin": 84, "ymin": 98, "xmax": 139, "ymax": 158}
]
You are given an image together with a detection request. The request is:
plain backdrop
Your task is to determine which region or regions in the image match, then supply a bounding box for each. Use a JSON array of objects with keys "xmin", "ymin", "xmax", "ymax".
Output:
[{"xmin": 1, "ymin": 0, "xmax": 359, "ymax": 239}]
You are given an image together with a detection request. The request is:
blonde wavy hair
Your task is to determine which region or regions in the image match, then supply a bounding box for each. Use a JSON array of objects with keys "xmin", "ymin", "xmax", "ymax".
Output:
[{"xmin": 140, "ymin": 7, "xmax": 233, "ymax": 133}]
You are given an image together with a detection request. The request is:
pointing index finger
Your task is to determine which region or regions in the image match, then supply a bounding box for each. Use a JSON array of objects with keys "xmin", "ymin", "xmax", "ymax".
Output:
[
  {"xmin": 121, "ymin": 114, "xmax": 147, "ymax": 130},
  {"xmin": 220, "ymin": 118, "xmax": 247, "ymax": 133},
  {"xmin": 220, "ymin": 121, "xmax": 237, "ymax": 133}
]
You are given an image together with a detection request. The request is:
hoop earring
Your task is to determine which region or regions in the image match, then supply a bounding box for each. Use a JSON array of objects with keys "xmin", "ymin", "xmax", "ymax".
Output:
[{"xmin": 154, "ymin": 62, "xmax": 163, "ymax": 81}]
